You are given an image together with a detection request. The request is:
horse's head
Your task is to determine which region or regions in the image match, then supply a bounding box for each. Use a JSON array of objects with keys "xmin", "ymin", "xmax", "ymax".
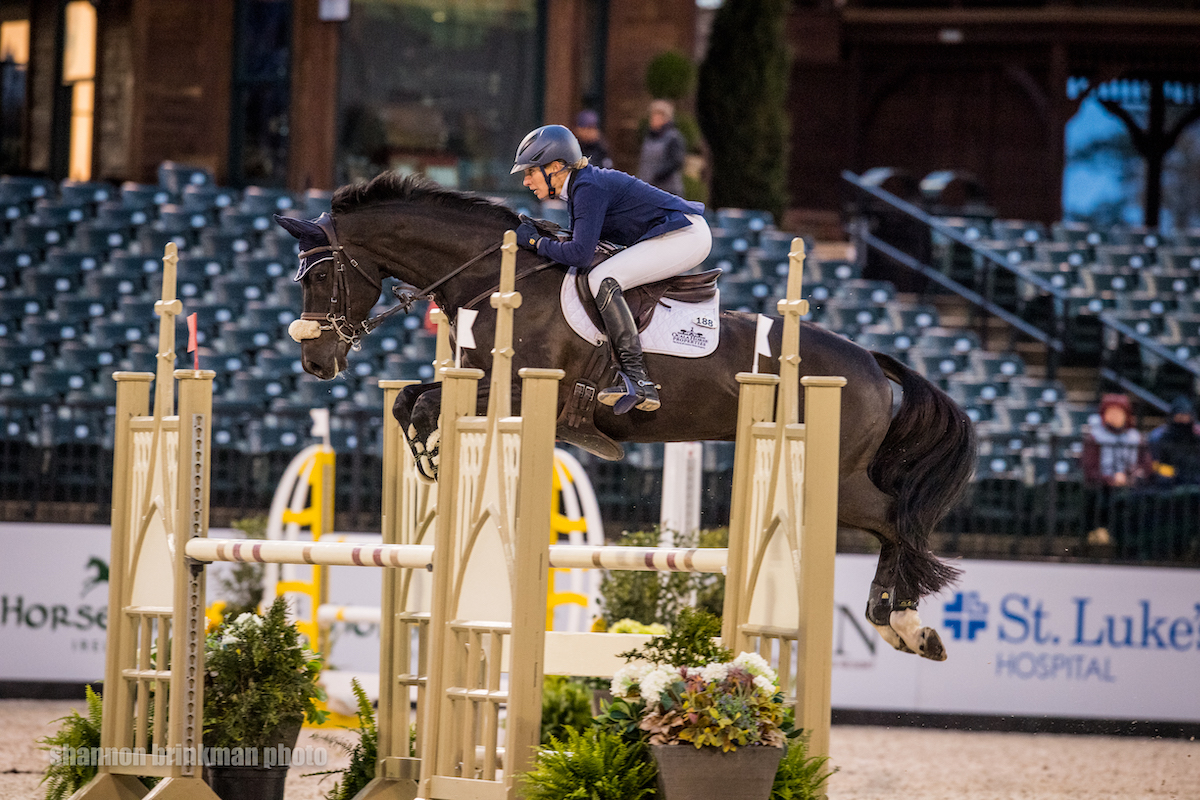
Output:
[{"xmin": 276, "ymin": 213, "xmax": 383, "ymax": 379}]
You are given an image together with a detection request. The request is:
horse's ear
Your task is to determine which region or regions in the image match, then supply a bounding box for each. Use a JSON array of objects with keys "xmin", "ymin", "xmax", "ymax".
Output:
[{"xmin": 275, "ymin": 214, "xmax": 324, "ymax": 240}]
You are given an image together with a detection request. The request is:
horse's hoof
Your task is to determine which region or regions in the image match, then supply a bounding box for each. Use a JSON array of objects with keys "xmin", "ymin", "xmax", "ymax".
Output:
[{"xmin": 890, "ymin": 609, "xmax": 948, "ymax": 662}]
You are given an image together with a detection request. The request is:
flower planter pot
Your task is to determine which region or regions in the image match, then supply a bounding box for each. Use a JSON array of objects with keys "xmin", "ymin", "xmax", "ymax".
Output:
[
  {"xmin": 651, "ymin": 743, "xmax": 784, "ymax": 800},
  {"xmin": 203, "ymin": 718, "xmax": 302, "ymax": 800}
]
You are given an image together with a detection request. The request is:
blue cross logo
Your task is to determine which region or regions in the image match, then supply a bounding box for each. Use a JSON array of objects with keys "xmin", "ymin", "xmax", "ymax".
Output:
[{"xmin": 943, "ymin": 591, "xmax": 988, "ymax": 640}]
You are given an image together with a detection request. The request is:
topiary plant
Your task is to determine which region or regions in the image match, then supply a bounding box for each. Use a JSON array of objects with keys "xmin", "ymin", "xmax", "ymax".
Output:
[
  {"xmin": 203, "ymin": 597, "xmax": 328, "ymax": 750},
  {"xmin": 521, "ymin": 725, "xmax": 657, "ymax": 800},
  {"xmin": 645, "ymin": 50, "xmax": 695, "ymax": 101}
]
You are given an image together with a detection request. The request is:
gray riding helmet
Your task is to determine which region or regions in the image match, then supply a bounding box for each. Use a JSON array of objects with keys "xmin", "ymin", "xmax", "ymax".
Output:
[{"xmin": 511, "ymin": 125, "xmax": 582, "ymax": 174}]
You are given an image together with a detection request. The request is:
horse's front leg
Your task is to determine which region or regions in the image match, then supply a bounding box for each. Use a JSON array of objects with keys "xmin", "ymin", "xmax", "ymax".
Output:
[{"xmin": 395, "ymin": 382, "xmax": 442, "ymax": 481}]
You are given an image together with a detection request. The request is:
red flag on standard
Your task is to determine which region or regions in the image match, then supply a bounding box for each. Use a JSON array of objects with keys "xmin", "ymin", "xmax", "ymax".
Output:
[{"xmin": 187, "ymin": 313, "xmax": 198, "ymax": 370}]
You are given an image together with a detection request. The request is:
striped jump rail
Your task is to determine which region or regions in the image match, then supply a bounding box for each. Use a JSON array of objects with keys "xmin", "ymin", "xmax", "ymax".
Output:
[{"xmin": 186, "ymin": 539, "xmax": 728, "ymax": 574}]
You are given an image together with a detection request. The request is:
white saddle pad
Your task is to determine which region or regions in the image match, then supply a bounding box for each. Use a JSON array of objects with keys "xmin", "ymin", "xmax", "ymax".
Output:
[{"xmin": 559, "ymin": 268, "xmax": 720, "ymax": 358}]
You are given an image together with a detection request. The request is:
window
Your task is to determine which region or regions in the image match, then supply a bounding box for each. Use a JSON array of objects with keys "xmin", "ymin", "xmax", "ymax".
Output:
[
  {"xmin": 63, "ymin": 0, "xmax": 96, "ymax": 181},
  {"xmin": 336, "ymin": 0, "xmax": 542, "ymax": 191}
]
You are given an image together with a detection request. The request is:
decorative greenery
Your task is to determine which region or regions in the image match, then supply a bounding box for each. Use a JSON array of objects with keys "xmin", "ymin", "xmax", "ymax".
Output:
[
  {"xmin": 540, "ymin": 676, "xmax": 595, "ymax": 745},
  {"xmin": 770, "ymin": 734, "xmax": 836, "ymax": 800},
  {"xmin": 38, "ymin": 686, "xmax": 158, "ymax": 800},
  {"xmin": 611, "ymin": 651, "xmax": 789, "ymax": 752},
  {"xmin": 218, "ymin": 515, "xmax": 268, "ymax": 620},
  {"xmin": 521, "ymin": 726, "xmax": 657, "ymax": 800},
  {"xmin": 203, "ymin": 597, "xmax": 328, "ymax": 750},
  {"xmin": 645, "ymin": 50, "xmax": 695, "ymax": 101},
  {"xmin": 697, "ymin": 0, "xmax": 791, "ymax": 221},
  {"xmin": 617, "ymin": 607, "xmax": 731, "ymax": 668},
  {"xmin": 598, "ymin": 529, "xmax": 726, "ymax": 627},
  {"xmin": 304, "ymin": 679, "xmax": 380, "ymax": 800}
]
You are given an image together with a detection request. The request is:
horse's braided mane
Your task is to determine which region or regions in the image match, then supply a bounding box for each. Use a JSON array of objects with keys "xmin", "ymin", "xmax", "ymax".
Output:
[{"xmin": 331, "ymin": 172, "xmax": 519, "ymax": 226}]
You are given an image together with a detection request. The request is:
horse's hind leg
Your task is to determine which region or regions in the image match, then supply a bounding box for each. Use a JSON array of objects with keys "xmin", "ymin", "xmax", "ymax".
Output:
[{"xmin": 839, "ymin": 472, "xmax": 947, "ymax": 661}]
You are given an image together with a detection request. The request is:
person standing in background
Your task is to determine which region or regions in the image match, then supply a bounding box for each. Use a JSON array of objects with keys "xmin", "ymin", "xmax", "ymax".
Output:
[
  {"xmin": 573, "ymin": 109, "xmax": 612, "ymax": 169},
  {"xmin": 1147, "ymin": 396, "xmax": 1200, "ymax": 485},
  {"xmin": 637, "ymin": 99, "xmax": 686, "ymax": 197}
]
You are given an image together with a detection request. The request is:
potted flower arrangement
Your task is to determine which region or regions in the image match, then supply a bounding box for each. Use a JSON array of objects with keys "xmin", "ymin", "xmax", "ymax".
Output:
[
  {"xmin": 603, "ymin": 608, "xmax": 789, "ymax": 800},
  {"xmin": 202, "ymin": 597, "xmax": 328, "ymax": 800}
]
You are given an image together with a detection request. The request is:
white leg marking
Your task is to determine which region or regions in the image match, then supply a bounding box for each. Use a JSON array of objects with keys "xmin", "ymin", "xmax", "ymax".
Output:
[{"xmin": 891, "ymin": 609, "xmax": 927, "ymax": 654}]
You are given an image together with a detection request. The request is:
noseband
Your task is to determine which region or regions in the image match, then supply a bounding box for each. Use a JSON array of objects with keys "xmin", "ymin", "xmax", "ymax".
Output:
[{"xmin": 292, "ymin": 212, "xmax": 505, "ymax": 349}]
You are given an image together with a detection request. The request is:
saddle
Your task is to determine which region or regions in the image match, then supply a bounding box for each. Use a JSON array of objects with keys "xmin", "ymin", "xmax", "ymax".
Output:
[{"xmin": 555, "ymin": 238, "xmax": 722, "ymax": 462}]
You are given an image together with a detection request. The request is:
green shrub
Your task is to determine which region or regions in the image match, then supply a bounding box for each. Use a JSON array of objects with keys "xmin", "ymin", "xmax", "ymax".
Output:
[
  {"xmin": 38, "ymin": 686, "xmax": 158, "ymax": 800},
  {"xmin": 598, "ymin": 528, "xmax": 727, "ymax": 627},
  {"xmin": 540, "ymin": 676, "xmax": 595, "ymax": 745},
  {"xmin": 521, "ymin": 726, "xmax": 657, "ymax": 800},
  {"xmin": 618, "ymin": 607, "xmax": 731, "ymax": 668},
  {"xmin": 203, "ymin": 597, "xmax": 328, "ymax": 749},
  {"xmin": 771, "ymin": 734, "xmax": 836, "ymax": 800},
  {"xmin": 645, "ymin": 50, "xmax": 695, "ymax": 101}
]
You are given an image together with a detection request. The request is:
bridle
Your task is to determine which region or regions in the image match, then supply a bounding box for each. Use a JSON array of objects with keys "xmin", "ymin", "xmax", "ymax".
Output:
[{"xmin": 295, "ymin": 213, "xmax": 502, "ymax": 350}]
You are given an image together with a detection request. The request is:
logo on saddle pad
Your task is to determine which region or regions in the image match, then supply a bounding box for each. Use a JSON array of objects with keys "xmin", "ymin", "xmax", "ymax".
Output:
[{"xmin": 559, "ymin": 271, "xmax": 721, "ymax": 358}]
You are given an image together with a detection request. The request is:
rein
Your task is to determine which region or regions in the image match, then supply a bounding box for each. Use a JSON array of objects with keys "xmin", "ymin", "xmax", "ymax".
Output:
[{"xmin": 295, "ymin": 213, "xmax": 537, "ymax": 349}]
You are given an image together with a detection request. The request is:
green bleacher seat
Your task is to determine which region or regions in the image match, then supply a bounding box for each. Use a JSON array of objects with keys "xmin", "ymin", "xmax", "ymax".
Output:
[
  {"xmin": 181, "ymin": 183, "xmax": 237, "ymax": 211},
  {"xmin": 60, "ymin": 180, "xmax": 114, "ymax": 205},
  {"xmin": 11, "ymin": 219, "xmax": 68, "ymax": 249},
  {"xmin": 969, "ymin": 351, "xmax": 1025, "ymax": 380},
  {"xmin": 1079, "ymin": 269, "xmax": 1135, "ymax": 294},
  {"xmin": 991, "ymin": 219, "xmax": 1047, "ymax": 244},
  {"xmin": 53, "ymin": 297, "xmax": 108, "ymax": 325},
  {"xmin": 120, "ymin": 181, "xmax": 173, "ymax": 207},
  {"xmin": 834, "ymin": 279, "xmax": 893, "ymax": 306},
  {"xmin": 888, "ymin": 304, "xmax": 938, "ymax": 331},
  {"xmin": 240, "ymin": 186, "xmax": 295, "ymax": 214},
  {"xmin": 96, "ymin": 202, "xmax": 152, "ymax": 227},
  {"xmin": 158, "ymin": 162, "xmax": 215, "ymax": 194},
  {"xmin": 1158, "ymin": 249, "xmax": 1200, "ymax": 272},
  {"xmin": 1140, "ymin": 272, "xmax": 1199, "ymax": 296},
  {"xmin": 0, "ymin": 175, "xmax": 55, "ymax": 201},
  {"xmin": 199, "ymin": 229, "xmax": 253, "ymax": 257},
  {"xmin": 75, "ymin": 220, "xmax": 133, "ymax": 253},
  {"xmin": 32, "ymin": 199, "xmax": 89, "ymax": 225},
  {"xmin": 1094, "ymin": 245, "xmax": 1153, "ymax": 270}
]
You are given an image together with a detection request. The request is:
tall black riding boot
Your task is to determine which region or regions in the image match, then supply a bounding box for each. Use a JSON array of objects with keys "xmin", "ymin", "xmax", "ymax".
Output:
[{"xmin": 595, "ymin": 277, "xmax": 660, "ymax": 412}]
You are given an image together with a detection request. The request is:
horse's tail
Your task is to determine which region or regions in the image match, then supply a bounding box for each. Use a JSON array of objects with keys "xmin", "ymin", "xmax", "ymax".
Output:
[{"xmin": 868, "ymin": 352, "xmax": 977, "ymax": 597}]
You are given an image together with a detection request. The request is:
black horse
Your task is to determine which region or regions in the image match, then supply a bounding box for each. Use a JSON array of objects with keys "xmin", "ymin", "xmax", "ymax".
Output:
[{"xmin": 275, "ymin": 173, "xmax": 975, "ymax": 661}]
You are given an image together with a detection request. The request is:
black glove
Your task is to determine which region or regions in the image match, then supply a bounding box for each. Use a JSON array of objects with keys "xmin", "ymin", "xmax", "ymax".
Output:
[{"xmin": 515, "ymin": 220, "xmax": 540, "ymax": 251}]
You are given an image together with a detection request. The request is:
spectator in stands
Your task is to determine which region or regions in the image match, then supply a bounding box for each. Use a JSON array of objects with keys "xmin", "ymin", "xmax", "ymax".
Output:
[
  {"xmin": 1148, "ymin": 396, "xmax": 1200, "ymax": 486},
  {"xmin": 573, "ymin": 109, "xmax": 612, "ymax": 169},
  {"xmin": 1082, "ymin": 393, "xmax": 1153, "ymax": 547},
  {"xmin": 1082, "ymin": 393, "xmax": 1153, "ymax": 488},
  {"xmin": 637, "ymin": 99, "xmax": 686, "ymax": 197}
]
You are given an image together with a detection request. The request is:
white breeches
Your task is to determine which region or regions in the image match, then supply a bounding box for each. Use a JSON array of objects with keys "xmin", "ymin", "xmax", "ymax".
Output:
[{"xmin": 588, "ymin": 213, "xmax": 712, "ymax": 295}]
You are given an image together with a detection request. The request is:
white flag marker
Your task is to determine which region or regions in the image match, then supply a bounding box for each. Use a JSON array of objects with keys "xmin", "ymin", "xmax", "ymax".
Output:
[
  {"xmin": 455, "ymin": 307, "xmax": 478, "ymax": 367},
  {"xmin": 753, "ymin": 314, "xmax": 773, "ymax": 373}
]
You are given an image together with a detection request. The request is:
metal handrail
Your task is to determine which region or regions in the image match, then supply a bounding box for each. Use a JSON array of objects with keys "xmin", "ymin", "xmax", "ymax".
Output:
[
  {"xmin": 842, "ymin": 169, "xmax": 1063, "ymax": 296},
  {"xmin": 842, "ymin": 169, "xmax": 1198, "ymax": 401}
]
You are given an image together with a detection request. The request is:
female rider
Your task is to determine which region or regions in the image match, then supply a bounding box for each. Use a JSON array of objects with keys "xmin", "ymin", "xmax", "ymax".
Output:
[{"xmin": 512, "ymin": 124, "xmax": 712, "ymax": 413}]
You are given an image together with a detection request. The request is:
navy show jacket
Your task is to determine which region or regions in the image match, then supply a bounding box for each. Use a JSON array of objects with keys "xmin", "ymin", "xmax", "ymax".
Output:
[{"xmin": 536, "ymin": 164, "xmax": 704, "ymax": 270}]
